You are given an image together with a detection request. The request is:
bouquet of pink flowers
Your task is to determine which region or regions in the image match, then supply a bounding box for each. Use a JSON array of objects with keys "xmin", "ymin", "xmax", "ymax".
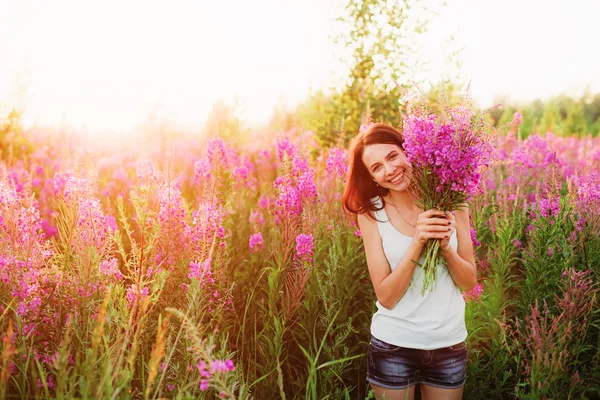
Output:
[{"xmin": 401, "ymin": 95, "xmax": 494, "ymax": 294}]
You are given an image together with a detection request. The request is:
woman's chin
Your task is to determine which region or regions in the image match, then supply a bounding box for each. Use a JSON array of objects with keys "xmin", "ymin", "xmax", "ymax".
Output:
[{"xmin": 387, "ymin": 182, "xmax": 409, "ymax": 192}]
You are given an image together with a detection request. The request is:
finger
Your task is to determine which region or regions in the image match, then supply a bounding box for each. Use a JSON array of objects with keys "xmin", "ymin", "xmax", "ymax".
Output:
[
  {"xmin": 423, "ymin": 225, "xmax": 453, "ymax": 233},
  {"xmin": 421, "ymin": 217, "xmax": 452, "ymax": 226},
  {"xmin": 424, "ymin": 232, "xmax": 450, "ymax": 240},
  {"xmin": 422, "ymin": 209, "xmax": 447, "ymax": 218}
]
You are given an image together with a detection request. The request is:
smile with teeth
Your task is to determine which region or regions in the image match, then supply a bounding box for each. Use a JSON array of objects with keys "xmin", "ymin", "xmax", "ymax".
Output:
[{"xmin": 388, "ymin": 171, "xmax": 405, "ymax": 184}]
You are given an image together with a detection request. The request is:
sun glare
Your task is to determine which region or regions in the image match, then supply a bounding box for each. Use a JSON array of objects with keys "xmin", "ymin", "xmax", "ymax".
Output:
[
  {"xmin": 0, "ymin": 0, "xmax": 599, "ymax": 138},
  {"xmin": 0, "ymin": 0, "xmax": 342, "ymax": 137}
]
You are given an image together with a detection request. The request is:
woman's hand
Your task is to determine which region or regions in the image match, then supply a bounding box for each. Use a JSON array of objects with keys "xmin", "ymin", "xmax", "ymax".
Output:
[
  {"xmin": 440, "ymin": 211, "xmax": 457, "ymax": 250},
  {"xmin": 414, "ymin": 209, "xmax": 457, "ymax": 247}
]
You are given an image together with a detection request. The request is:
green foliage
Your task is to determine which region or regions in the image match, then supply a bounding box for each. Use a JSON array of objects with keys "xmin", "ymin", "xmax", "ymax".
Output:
[
  {"xmin": 492, "ymin": 91, "xmax": 600, "ymax": 138},
  {"xmin": 298, "ymin": 0, "xmax": 434, "ymax": 148},
  {"xmin": 520, "ymin": 198, "xmax": 576, "ymax": 314},
  {"xmin": 0, "ymin": 107, "xmax": 33, "ymax": 163}
]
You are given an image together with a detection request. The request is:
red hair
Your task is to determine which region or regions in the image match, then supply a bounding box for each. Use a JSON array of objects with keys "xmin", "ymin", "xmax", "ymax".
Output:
[{"xmin": 342, "ymin": 123, "xmax": 405, "ymax": 222}]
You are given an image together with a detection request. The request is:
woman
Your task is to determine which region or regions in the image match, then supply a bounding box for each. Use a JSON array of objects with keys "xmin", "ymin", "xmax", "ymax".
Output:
[{"xmin": 342, "ymin": 123, "xmax": 477, "ymax": 400}]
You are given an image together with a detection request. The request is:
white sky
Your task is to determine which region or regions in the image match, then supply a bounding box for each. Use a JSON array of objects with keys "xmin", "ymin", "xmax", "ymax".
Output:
[{"xmin": 0, "ymin": 0, "xmax": 599, "ymax": 137}]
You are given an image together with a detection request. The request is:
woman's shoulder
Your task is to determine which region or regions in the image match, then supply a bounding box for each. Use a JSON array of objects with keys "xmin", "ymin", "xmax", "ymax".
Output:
[{"xmin": 359, "ymin": 196, "xmax": 384, "ymax": 225}]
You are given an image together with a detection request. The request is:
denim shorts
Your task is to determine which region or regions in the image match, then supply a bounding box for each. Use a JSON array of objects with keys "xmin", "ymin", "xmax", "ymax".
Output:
[{"xmin": 366, "ymin": 335, "xmax": 467, "ymax": 390}]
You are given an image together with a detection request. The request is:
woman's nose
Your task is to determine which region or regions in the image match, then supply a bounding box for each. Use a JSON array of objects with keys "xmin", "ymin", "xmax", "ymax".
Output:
[{"xmin": 385, "ymin": 163, "xmax": 395, "ymax": 175}]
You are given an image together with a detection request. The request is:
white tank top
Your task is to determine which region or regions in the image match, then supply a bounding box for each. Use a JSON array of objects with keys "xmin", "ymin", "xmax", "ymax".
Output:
[{"xmin": 369, "ymin": 196, "xmax": 467, "ymax": 350}]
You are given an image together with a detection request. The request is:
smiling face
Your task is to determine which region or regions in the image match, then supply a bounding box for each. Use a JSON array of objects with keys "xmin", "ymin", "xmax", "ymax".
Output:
[{"xmin": 361, "ymin": 143, "xmax": 411, "ymax": 192}]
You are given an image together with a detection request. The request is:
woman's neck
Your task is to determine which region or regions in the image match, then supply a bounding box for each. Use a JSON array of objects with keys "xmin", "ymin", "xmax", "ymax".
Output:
[{"xmin": 386, "ymin": 190, "xmax": 419, "ymax": 212}]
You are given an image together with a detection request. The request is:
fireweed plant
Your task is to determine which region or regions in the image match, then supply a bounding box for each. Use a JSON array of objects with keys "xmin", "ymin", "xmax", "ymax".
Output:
[
  {"xmin": 401, "ymin": 94, "xmax": 495, "ymax": 294},
  {"xmin": 1, "ymin": 119, "xmax": 600, "ymax": 399}
]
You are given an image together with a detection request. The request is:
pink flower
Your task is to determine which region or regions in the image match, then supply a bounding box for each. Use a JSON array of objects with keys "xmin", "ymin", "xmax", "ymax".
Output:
[
  {"xmin": 194, "ymin": 158, "xmax": 212, "ymax": 179},
  {"xmin": 547, "ymin": 247, "xmax": 554, "ymax": 256},
  {"xmin": 188, "ymin": 259, "xmax": 214, "ymax": 286},
  {"xmin": 249, "ymin": 232, "xmax": 264, "ymax": 253},
  {"xmin": 233, "ymin": 166, "xmax": 248, "ymax": 181},
  {"xmin": 105, "ymin": 215, "xmax": 118, "ymax": 232},
  {"xmin": 462, "ymin": 283, "xmax": 483, "ymax": 303},
  {"xmin": 276, "ymin": 137, "xmax": 298, "ymax": 162},
  {"xmin": 326, "ymin": 147, "xmax": 348, "ymax": 180},
  {"xmin": 136, "ymin": 159, "xmax": 155, "ymax": 180},
  {"xmin": 538, "ymin": 197, "xmax": 560, "ymax": 218},
  {"xmin": 295, "ymin": 234, "xmax": 314, "ymax": 263},
  {"xmin": 99, "ymin": 258, "xmax": 123, "ymax": 280},
  {"xmin": 200, "ymin": 379, "xmax": 209, "ymax": 391},
  {"xmin": 249, "ymin": 210, "xmax": 265, "ymax": 227},
  {"xmin": 513, "ymin": 111, "xmax": 523, "ymax": 126},
  {"xmin": 197, "ymin": 360, "xmax": 211, "ymax": 377},
  {"xmin": 359, "ymin": 122, "xmax": 373, "ymax": 133},
  {"xmin": 469, "ymin": 228, "xmax": 480, "ymax": 248},
  {"xmin": 258, "ymin": 195, "xmax": 273, "ymax": 209},
  {"xmin": 126, "ymin": 284, "xmax": 149, "ymax": 305}
]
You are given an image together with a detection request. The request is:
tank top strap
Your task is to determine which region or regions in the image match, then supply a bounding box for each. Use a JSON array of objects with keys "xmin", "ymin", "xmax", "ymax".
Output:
[{"xmin": 370, "ymin": 196, "xmax": 387, "ymax": 222}]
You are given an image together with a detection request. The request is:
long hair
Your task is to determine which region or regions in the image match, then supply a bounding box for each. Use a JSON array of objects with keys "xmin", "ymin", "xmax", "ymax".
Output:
[{"xmin": 342, "ymin": 122, "xmax": 405, "ymax": 222}]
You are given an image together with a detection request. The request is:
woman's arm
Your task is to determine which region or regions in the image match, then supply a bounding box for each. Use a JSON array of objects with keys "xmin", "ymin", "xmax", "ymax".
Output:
[
  {"xmin": 358, "ymin": 213, "xmax": 424, "ymax": 310},
  {"xmin": 358, "ymin": 209, "xmax": 453, "ymax": 309},
  {"xmin": 441, "ymin": 208, "xmax": 477, "ymax": 292}
]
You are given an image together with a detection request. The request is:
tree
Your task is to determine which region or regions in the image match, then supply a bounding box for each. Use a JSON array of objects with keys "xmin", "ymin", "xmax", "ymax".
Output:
[{"xmin": 298, "ymin": 0, "xmax": 434, "ymax": 148}]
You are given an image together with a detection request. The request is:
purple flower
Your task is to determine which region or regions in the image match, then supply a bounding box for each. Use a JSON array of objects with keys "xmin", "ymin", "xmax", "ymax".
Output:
[
  {"xmin": 401, "ymin": 98, "xmax": 494, "ymax": 294},
  {"xmin": 233, "ymin": 166, "xmax": 248, "ymax": 181},
  {"xmin": 326, "ymin": 147, "xmax": 348, "ymax": 180},
  {"xmin": 297, "ymin": 170, "xmax": 318, "ymax": 201},
  {"xmin": 513, "ymin": 112, "xmax": 523, "ymax": 126},
  {"xmin": 295, "ymin": 234, "xmax": 314, "ymax": 263},
  {"xmin": 126, "ymin": 284, "xmax": 149, "ymax": 305},
  {"xmin": 188, "ymin": 259, "xmax": 214, "ymax": 285},
  {"xmin": 359, "ymin": 122, "xmax": 373, "ymax": 133},
  {"xmin": 194, "ymin": 158, "xmax": 212, "ymax": 179},
  {"xmin": 259, "ymin": 195, "xmax": 273, "ymax": 209},
  {"xmin": 249, "ymin": 232, "xmax": 264, "ymax": 253},
  {"xmin": 249, "ymin": 210, "xmax": 265, "ymax": 227},
  {"xmin": 470, "ymin": 228, "xmax": 481, "ymax": 248},
  {"xmin": 207, "ymin": 138, "xmax": 230, "ymax": 167},
  {"xmin": 99, "ymin": 258, "xmax": 123, "ymax": 280},
  {"xmin": 105, "ymin": 215, "xmax": 118, "ymax": 232},
  {"xmin": 200, "ymin": 379, "xmax": 209, "ymax": 391},
  {"xmin": 462, "ymin": 283, "xmax": 483, "ymax": 303},
  {"xmin": 538, "ymin": 197, "xmax": 560, "ymax": 218},
  {"xmin": 276, "ymin": 138, "xmax": 298, "ymax": 162},
  {"xmin": 136, "ymin": 159, "xmax": 154, "ymax": 180},
  {"xmin": 275, "ymin": 185, "xmax": 302, "ymax": 216},
  {"xmin": 403, "ymin": 108, "xmax": 493, "ymax": 197}
]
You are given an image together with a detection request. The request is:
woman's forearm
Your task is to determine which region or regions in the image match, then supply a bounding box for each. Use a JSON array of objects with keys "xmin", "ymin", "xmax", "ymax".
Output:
[
  {"xmin": 441, "ymin": 246, "xmax": 477, "ymax": 291},
  {"xmin": 379, "ymin": 240, "xmax": 425, "ymax": 309}
]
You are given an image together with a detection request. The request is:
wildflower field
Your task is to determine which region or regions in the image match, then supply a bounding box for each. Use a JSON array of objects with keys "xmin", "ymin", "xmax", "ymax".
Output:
[{"xmin": 1, "ymin": 120, "xmax": 599, "ymax": 399}]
